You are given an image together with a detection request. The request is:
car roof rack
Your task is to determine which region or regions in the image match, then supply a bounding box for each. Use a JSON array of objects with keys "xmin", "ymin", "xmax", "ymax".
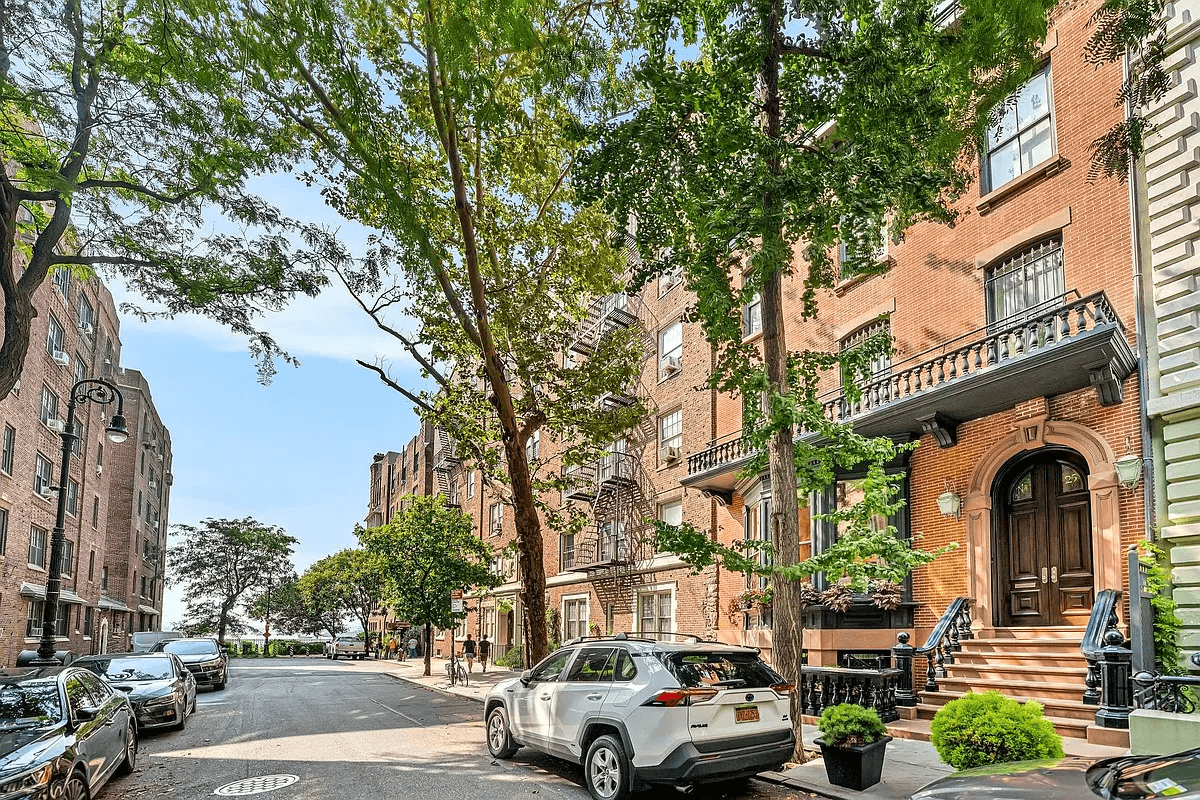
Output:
[
  {"xmin": 562, "ymin": 631, "xmax": 750, "ymax": 648},
  {"xmin": 562, "ymin": 632, "xmax": 659, "ymax": 646}
]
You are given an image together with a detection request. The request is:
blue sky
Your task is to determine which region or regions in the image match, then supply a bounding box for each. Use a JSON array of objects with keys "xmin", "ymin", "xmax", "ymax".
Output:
[{"xmin": 111, "ymin": 172, "xmax": 425, "ymax": 629}]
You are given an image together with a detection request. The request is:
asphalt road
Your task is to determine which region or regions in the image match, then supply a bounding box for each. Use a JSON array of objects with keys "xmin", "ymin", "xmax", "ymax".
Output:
[{"xmin": 101, "ymin": 658, "xmax": 799, "ymax": 800}]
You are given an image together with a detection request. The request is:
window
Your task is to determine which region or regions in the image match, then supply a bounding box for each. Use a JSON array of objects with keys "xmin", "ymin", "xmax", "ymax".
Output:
[
  {"xmin": 526, "ymin": 430, "xmax": 540, "ymax": 461},
  {"xmin": 489, "ymin": 503, "xmax": 503, "ymax": 536},
  {"xmin": 83, "ymin": 606, "xmax": 94, "ymax": 637},
  {"xmin": 467, "ymin": 470, "xmax": 475, "ymax": 499},
  {"xmin": 659, "ymin": 265, "xmax": 682, "ymax": 296},
  {"xmin": 563, "ymin": 596, "xmax": 589, "ymax": 641},
  {"xmin": 96, "ymin": 443, "xmax": 103, "ymax": 470},
  {"xmin": 638, "ymin": 589, "xmax": 673, "ymax": 639},
  {"xmin": 59, "ymin": 539, "xmax": 73, "ymax": 576},
  {"xmin": 0, "ymin": 508, "xmax": 7, "ymax": 554},
  {"xmin": 34, "ymin": 453, "xmax": 53, "ymax": 496},
  {"xmin": 88, "ymin": 550, "xmax": 95, "ymax": 581},
  {"xmin": 839, "ymin": 318, "xmax": 891, "ymax": 386},
  {"xmin": 92, "ymin": 497, "xmax": 99, "ymax": 528},
  {"xmin": 984, "ymin": 65, "xmax": 1054, "ymax": 193},
  {"xmin": 529, "ymin": 650, "xmax": 573, "ymax": 682},
  {"xmin": 659, "ymin": 410, "xmax": 682, "ymax": 451},
  {"xmin": 70, "ymin": 419, "xmax": 83, "ymax": 457},
  {"xmin": 27, "ymin": 600, "xmax": 43, "ymax": 637},
  {"xmin": 743, "ymin": 293, "xmax": 762, "ymax": 337},
  {"xmin": 141, "ymin": 576, "xmax": 148, "ymax": 597},
  {"xmin": 39, "ymin": 386, "xmax": 59, "ymax": 426},
  {"xmin": 53, "ymin": 267, "xmax": 70, "ymax": 298},
  {"xmin": 1, "ymin": 425, "xmax": 13, "ymax": 474},
  {"xmin": 598, "ymin": 518, "xmax": 627, "ymax": 562},
  {"xmin": 140, "ymin": 450, "xmax": 145, "ymax": 474},
  {"xmin": 73, "ymin": 356, "xmax": 86, "ymax": 388},
  {"xmin": 659, "ymin": 499, "xmax": 683, "ymax": 527},
  {"xmin": 65, "ymin": 479, "xmax": 78, "ymax": 516},
  {"xmin": 565, "ymin": 647, "xmax": 617, "ymax": 682},
  {"xmin": 46, "ymin": 315, "xmax": 65, "ymax": 357},
  {"xmin": 658, "ymin": 320, "xmax": 683, "ymax": 379},
  {"xmin": 985, "ymin": 237, "xmax": 1064, "ymax": 329},
  {"xmin": 101, "ymin": 566, "xmax": 108, "ymax": 591},
  {"xmin": 560, "ymin": 532, "xmax": 576, "ymax": 571},
  {"xmin": 28, "ymin": 526, "xmax": 47, "ymax": 568},
  {"xmin": 744, "ymin": 491, "xmax": 774, "ymax": 629},
  {"xmin": 77, "ymin": 295, "xmax": 94, "ymax": 331}
]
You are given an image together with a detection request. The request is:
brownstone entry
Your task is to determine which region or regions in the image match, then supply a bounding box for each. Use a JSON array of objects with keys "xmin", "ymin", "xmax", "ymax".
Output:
[{"xmin": 995, "ymin": 451, "xmax": 1094, "ymax": 627}]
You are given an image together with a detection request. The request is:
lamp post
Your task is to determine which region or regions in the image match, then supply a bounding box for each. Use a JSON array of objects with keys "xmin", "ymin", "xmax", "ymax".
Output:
[
  {"xmin": 30, "ymin": 378, "xmax": 128, "ymax": 666},
  {"xmin": 264, "ymin": 573, "xmax": 272, "ymax": 658}
]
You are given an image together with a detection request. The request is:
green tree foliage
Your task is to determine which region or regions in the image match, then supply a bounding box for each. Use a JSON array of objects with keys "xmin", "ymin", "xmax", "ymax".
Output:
[
  {"xmin": 196, "ymin": 0, "xmax": 643, "ymax": 665},
  {"xmin": 930, "ymin": 691, "xmax": 1063, "ymax": 769},
  {"xmin": 359, "ymin": 495, "xmax": 501, "ymax": 676},
  {"xmin": 0, "ymin": 0, "xmax": 335, "ymax": 396},
  {"xmin": 167, "ymin": 517, "xmax": 297, "ymax": 643},
  {"xmin": 580, "ymin": 0, "xmax": 1056, "ymax": 760},
  {"xmin": 297, "ymin": 546, "xmax": 386, "ymax": 639},
  {"xmin": 246, "ymin": 575, "xmax": 334, "ymax": 639}
]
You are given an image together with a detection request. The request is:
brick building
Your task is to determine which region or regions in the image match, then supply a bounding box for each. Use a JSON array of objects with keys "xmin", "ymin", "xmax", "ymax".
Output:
[
  {"xmin": 373, "ymin": 0, "xmax": 1155, "ymax": 740},
  {"xmin": 1139, "ymin": 1, "xmax": 1200, "ymax": 664},
  {"xmin": 0, "ymin": 262, "xmax": 172, "ymax": 664}
]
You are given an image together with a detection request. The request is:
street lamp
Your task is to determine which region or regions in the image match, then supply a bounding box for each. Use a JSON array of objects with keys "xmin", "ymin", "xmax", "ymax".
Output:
[
  {"xmin": 264, "ymin": 573, "xmax": 273, "ymax": 658},
  {"xmin": 28, "ymin": 378, "xmax": 128, "ymax": 666}
]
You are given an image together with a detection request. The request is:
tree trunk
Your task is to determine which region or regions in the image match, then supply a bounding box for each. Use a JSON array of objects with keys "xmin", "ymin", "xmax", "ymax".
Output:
[
  {"xmin": 759, "ymin": 0, "xmax": 807, "ymax": 764},
  {"xmin": 502, "ymin": 434, "xmax": 549, "ymax": 667},
  {"xmin": 424, "ymin": 621, "xmax": 432, "ymax": 677},
  {"xmin": 0, "ymin": 195, "xmax": 36, "ymax": 402},
  {"xmin": 217, "ymin": 601, "xmax": 235, "ymax": 646}
]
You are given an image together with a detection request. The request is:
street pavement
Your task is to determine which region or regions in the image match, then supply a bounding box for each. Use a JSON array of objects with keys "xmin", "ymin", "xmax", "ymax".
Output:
[{"xmin": 100, "ymin": 656, "xmax": 799, "ymax": 800}]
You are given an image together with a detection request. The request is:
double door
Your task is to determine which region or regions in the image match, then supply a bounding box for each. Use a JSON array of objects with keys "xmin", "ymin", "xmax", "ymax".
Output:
[{"xmin": 998, "ymin": 454, "xmax": 1094, "ymax": 627}]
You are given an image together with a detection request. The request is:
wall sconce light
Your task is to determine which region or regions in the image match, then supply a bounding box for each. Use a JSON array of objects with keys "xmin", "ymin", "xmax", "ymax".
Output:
[
  {"xmin": 937, "ymin": 480, "xmax": 962, "ymax": 519},
  {"xmin": 1114, "ymin": 436, "xmax": 1143, "ymax": 492}
]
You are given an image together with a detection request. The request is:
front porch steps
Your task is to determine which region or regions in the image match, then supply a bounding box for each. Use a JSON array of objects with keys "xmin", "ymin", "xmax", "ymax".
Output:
[{"xmin": 901, "ymin": 626, "xmax": 1130, "ymax": 750}]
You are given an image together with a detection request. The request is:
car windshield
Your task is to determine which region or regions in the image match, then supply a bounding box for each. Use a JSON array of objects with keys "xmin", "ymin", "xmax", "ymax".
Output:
[
  {"xmin": 162, "ymin": 640, "xmax": 219, "ymax": 656},
  {"xmin": 79, "ymin": 657, "xmax": 173, "ymax": 681},
  {"xmin": 0, "ymin": 681, "xmax": 62, "ymax": 728},
  {"xmin": 658, "ymin": 651, "xmax": 784, "ymax": 689},
  {"xmin": 1088, "ymin": 748, "xmax": 1200, "ymax": 799}
]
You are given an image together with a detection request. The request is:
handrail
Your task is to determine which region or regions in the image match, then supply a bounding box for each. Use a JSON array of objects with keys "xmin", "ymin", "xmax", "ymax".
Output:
[
  {"xmin": 915, "ymin": 597, "xmax": 971, "ymax": 655},
  {"xmin": 799, "ymin": 665, "xmax": 904, "ymax": 723},
  {"xmin": 1081, "ymin": 588, "xmax": 1123, "ymax": 706},
  {"xmin": 891, "ymin": 597, "xmax": 971, "ymax": 702}
]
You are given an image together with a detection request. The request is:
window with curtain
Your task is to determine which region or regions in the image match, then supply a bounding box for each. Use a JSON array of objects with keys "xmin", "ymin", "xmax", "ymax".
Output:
[{"xmin": 985, "ymin": 236, "xmax": 1065, "ymax": 329}]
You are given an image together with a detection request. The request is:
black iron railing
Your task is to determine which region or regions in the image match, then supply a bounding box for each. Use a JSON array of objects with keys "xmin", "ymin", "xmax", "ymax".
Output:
[
  {"xmin": 891, "ymin": 597, "xmax": 972, "ymax": 706},
  {"xmin": 685, "ymin": 434, "xmax": 757, "ymax": 477},
  {"xmin": 799, "ymin": 666, "xmax": 902, "ymax": 722}
]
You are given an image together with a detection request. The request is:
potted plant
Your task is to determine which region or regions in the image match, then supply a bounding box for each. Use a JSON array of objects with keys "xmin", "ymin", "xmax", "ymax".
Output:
[{"xmin": 815, "ymin": 703, "xmax": 892, "ymax": 791}]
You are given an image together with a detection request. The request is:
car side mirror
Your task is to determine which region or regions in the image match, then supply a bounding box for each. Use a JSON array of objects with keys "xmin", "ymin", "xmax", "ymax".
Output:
[
  {"xmin": 519, "ymin": 670, "xmax": 534, "ymax": 687},
  {"xmin": 74, "ymin": 705, "xmax": 97, "ymax": 722}
]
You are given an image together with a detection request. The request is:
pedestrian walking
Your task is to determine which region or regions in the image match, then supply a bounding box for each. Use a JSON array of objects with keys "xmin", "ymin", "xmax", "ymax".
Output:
[
  {"xmin": 407, "ymin": 635, "xmax": 418, "ymax": 660},
  {"xmin": 479, "ymin": 634, "xmax": 491, "ymax": 673},
  {"xmin": 387, "ymin": 636, "xmax": 399, "ymax": 660},
  {"xmin": 463, "ymin": 633, "xmax": 477, "ymax": 673}
]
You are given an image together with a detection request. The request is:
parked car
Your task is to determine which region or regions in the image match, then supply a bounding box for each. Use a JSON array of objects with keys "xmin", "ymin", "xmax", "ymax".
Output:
[
  {"xmin": 0, "ymin": 666, "xmax": 137, "ymax": 800},
  {"xmin": 911, "ymin": 746, "xmax": 1200, "ymax": 800},
  {"xmin": 73, "ymin": 652, "xmax": 196, "ymax": 731},
  {"xmin": 152, "ymin": 637, "xmax": 228, "ymax": 690},
  {"xmin": 129, "ymin": 630, "xmax": 183, "ymax": 654},
  {"xmin": 484, "ymin": 634, "xmax": 794, "ymax": 800},
  {"xmin": 327, "ymin": 636, "xmax": 367, "ymax": 660}
]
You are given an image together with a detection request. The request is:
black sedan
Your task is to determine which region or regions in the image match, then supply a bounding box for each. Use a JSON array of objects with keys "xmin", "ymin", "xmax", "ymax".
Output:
[
  {"xmin": 0, "ymin": 666, "xmax": 136, "ymax": 800},
  {"xmin": 73, "ymin": 653, "xmax": 196, "ymax": 731},
  {"xmin": 911, "ymin": 746, "xmax": 1200, "ymax": 800},
  {"xmin": 152, "ymin": 637, "xmax": 228, "ymax": 689}
]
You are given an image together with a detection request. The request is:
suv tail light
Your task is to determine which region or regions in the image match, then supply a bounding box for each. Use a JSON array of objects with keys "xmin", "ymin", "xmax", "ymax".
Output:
[
  {"xmin": 770, "ymin": 682, "xmax": 795, "ymax": 695},
  {"xmin": 643, "ymin": 688, "xmax": 719, "ymax": 707}
]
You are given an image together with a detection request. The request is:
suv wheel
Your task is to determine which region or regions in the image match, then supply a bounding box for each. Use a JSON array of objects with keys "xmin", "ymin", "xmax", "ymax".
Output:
[
  {"xmin": 486, "ymin": 706, "xmax": 519, "ymax": 759},
  {"xmin": 584, "ymin": 734, "xmax": 630, "ymax": 800}
]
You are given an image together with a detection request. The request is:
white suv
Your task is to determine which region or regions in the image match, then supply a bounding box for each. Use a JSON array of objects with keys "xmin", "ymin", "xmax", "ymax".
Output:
[{"xmin": 484, "ymin": 634, "xmax": 794, "ymax": 800}]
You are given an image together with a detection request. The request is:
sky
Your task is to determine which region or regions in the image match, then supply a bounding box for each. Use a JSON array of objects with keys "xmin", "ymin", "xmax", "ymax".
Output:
[{"xmin": 110, "ymin": 172, "xmax": 425, "ymax": 630}]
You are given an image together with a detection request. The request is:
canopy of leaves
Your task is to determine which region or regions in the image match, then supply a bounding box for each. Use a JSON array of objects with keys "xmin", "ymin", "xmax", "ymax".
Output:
[
  {"xmin": 296, "ymin": 545, "xmax": 386, "ymax": 636},
  {"xmin": 0, "ymin": 0, "xmax": 336, "ymax": 391},
  {"xmin": 167, "ymin": 517, "xmax": 297, "ymax": 641},
  {"xmin": 358, "ymin": 495, "xmax": 500, "ymax": 631}
]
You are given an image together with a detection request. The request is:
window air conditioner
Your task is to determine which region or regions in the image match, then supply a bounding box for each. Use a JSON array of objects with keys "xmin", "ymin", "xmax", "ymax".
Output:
[
  {"xmin": 490, "ymin": 521, "xmax": 503, "ymax": 536},
  {"xmin": 79, "ymin": 323, "xmax": 94, "ymax": 336},
  {"xmin": 47, "ymin": 418, "xmax": 66, "ymax": 433},
  {"xmin": 52, "ymin": 351, "xmax": 69, "ymax": 367},
  {"xmin": 659, "ymin": 355, "xmax": 682, "ymax": 380},
  {"xmin": 660, "ymin": 445, "xmax": 682, "ymax": 464}
]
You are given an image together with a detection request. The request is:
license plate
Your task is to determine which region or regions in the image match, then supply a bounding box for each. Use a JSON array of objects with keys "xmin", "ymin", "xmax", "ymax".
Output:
[{"xmin": 734, "ymin": 705, "xmax": 759, "ymax": 723}]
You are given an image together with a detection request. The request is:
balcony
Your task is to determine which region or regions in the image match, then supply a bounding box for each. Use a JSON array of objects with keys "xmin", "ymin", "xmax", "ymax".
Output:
[
  {"xmin": 572, "ymin": 532, "xmax": 631, "ymax": 572},
  {"xmin": 562, "ymin": 462, "xmax": 598, "ymax": 502},
  {"xmin": 683, "ymin": 292, "xmax": 1135, "ymax": 494}
]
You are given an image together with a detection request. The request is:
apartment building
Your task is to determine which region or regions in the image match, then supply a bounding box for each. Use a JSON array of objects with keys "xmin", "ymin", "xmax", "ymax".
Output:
[
  {"xmin": 371, "ymin": 0, "xmax": 1158, "ymax": 740},
  {"xmin": 102, "ymin": 368, "xmax": 174, "ymax": 646},
  {"xmin": 0, "ymin": 262, "xmax": 171, "ymax": 664},
  {"xmin": 1138, "ymin": 1, "xmax": 1200, "ymax": 664}
]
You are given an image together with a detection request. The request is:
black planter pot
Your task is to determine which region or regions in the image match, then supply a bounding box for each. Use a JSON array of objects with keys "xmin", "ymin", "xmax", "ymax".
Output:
[{"xmin": 815, "ymin": 735, "xmax": 892, "ymax": 791}]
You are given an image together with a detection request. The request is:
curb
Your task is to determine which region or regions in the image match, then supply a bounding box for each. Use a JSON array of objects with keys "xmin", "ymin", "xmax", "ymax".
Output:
[
  {"xmin": 383, "ymin": 670, "xmax": 487, "ymax": 704},
  {"xmin": 754, "ymin": 771, "xmax": 851, "ymax": 800}
]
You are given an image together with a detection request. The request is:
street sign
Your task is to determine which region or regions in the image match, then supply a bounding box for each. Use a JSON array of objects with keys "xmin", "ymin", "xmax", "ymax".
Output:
[{"xmin": 451, "ymin": 589, "xmax": 464, "ymax": 613}]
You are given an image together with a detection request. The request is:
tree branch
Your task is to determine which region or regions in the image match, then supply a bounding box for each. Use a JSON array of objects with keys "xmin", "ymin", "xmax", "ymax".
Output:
[
  {"xmin": 74, "ymin": 178, "xmax": 205, "ymax": 204},
  {"xmin": 356, "ymin": 360, "xmax": 436, "ymax": 414}
]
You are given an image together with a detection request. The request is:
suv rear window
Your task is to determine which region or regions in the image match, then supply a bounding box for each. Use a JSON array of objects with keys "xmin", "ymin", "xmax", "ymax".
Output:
[{"xmin": 658, "ymin": 651, "xmax": 783, "ymax": 689}]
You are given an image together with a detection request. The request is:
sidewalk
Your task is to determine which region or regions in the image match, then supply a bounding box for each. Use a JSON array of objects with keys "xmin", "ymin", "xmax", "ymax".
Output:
[{"xmin": 379, "ymin": 657, "xmax": 1123, "ymax": 800}]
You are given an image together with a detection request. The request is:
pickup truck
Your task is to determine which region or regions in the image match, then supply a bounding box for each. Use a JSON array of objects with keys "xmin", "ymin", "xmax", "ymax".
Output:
[{"xmin": 327, "ymin": 636, "xmax": 367, "ymax": 660}]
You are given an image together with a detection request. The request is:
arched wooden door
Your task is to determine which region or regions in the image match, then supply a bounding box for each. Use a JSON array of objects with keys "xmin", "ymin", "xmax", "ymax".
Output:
[{"xmin": 996, "ymin": 452, "xmax": 1094, "ymax": 627}]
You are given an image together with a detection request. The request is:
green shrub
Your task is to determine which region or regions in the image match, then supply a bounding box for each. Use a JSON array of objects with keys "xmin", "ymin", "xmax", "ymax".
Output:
[
  {"xmin": 817, "ymin": 704, "xmax": 888, "ymax": 747},
  {"xmin": 496, "ymin": 644, "xmax": 525, "ymax": 671},
  {"xmin": 930, "ymin": 691, "xmax": 1063, "ymax": 770}
]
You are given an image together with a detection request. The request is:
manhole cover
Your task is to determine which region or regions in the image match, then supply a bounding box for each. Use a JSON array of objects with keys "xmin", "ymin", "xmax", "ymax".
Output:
[{"xmin": 214, "ymin": 775, "xmax": 300, "ymax": 796}]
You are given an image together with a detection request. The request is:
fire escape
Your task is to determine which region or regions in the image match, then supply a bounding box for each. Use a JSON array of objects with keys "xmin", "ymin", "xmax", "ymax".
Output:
[{"xmin": 433, "ymin": 427, "xmax": 461, "ymax": 508}]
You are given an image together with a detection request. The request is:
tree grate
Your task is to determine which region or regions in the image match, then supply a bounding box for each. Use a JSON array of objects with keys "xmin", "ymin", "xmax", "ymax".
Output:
[{"xmin": 214, "ymin": 774, "xmax": 300, "ymax": 796}]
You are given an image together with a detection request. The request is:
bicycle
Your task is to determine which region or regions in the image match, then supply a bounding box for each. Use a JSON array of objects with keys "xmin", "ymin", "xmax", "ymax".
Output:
[{"xmin": 446, "ymin": 650, "xmax": 469, "ymax": 687}]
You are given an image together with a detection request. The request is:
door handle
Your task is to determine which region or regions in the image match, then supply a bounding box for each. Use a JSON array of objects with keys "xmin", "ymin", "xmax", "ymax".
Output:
[
  {"xmin": 1040, "ymin": 567, "xmax": 1048, "ymax": 584},
  {"xmin": 1051, "ymin": 566, "xmax": 1058, "ymax": 583},
  {"xmin": 540, "ymin": 693, "xmax": 552, "ymax": 700},
  {"xmin": 587, "ymin": 693, "xmax": 603, "ymax": 701}
]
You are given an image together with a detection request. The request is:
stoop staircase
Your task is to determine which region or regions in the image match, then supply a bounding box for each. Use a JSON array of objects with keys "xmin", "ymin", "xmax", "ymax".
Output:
[{"xmin": 912, "ymin": 626, "xmax": 1096, "ymax": 741}]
